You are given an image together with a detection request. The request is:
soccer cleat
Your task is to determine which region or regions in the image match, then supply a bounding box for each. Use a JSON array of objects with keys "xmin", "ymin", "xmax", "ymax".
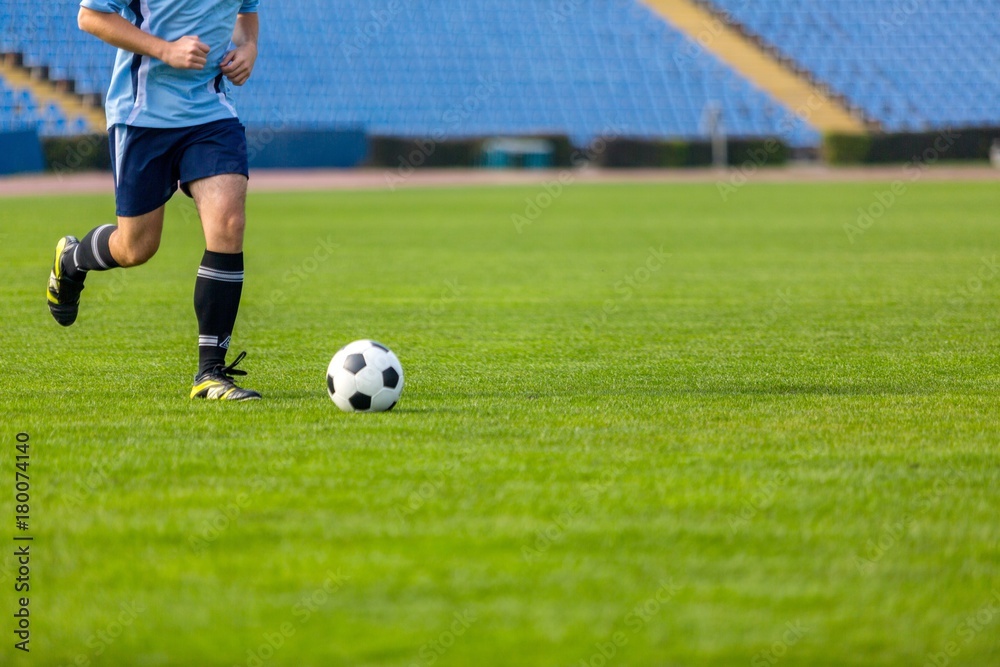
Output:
[
  {"xmin": 190, "ymin": 351, "xmax": 261, "ymax": 401},
  {"xmin": 47, "ymin": 236, "xmax": 85, "ymax": 326}
]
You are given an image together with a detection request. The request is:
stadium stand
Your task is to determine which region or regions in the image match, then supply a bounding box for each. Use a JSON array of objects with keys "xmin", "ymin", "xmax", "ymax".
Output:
[
  {"xmin": 235, "ymin": 0, "xmax": 818, "ymax": 146},
  {"xmin": 0, "ymin": 79, "xmax": 36, "ymax": 133},
  {"xmin": 0, "ymin": 3, "xmax": 114, "ymax": 98},
  {"xmin": 0, "ymin": 3, "xmax": 102, "ymax": 136},
  {"xmin": 0, "ymin": 0, "xmax": 818, "ymax": 145},
  {"xmin": 0, "ymin": 75, "xmax": 92, "ymax": 136},
  {"xmin": 4, "ymin": 1, "xmax": 999, "ymax": 144},
  {"xmin": 642, "ymin": 0, "xmax": 865, "ymax": 135},
  {"xmin": 703, "ymin": 0, "xmax": 1000, "ymax": 132}
]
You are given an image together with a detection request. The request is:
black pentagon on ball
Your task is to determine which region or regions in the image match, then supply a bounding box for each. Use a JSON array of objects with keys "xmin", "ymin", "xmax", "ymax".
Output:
[
  {"xmin": 349, "ymin": 392, "xmax": 372, "ymax": 411},
  {"xmin": 370, "ymin": 341, "xmax": 389, "ymax": 352},
  {"xmin": 326, "ymin": 374, "xmax": 335, "ymax": 395},
  {"xmin": 343, "ymin": 353, "xmax": 367, "ymax": 374},
  {"xmin": 382, "ymin": 367, "xmax": 400, "ymax": 389}
]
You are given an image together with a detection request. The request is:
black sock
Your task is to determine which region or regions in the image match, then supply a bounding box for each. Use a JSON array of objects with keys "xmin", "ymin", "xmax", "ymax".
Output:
[
  {"xmin": 66, "ymin": 224, "xmax": 120, "ymax": 280},
  {"xmin": 194, "ymin": 250, "xmax": 244, "ymax": 376}
]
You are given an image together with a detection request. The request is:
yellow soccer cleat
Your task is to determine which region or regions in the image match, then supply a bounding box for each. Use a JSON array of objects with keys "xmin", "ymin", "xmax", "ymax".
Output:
[
  {"xmin": 190, "ymin": 351, "xmax": 261, "ymax": 401},
  {"xmin": 47, "ymin": 236, "xmax": 85, "ymax": 326}
]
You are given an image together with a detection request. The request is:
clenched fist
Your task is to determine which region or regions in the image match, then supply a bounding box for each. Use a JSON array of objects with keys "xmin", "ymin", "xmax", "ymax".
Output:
[
  {"xmin": 220, "ymin": 43, "xmax": 257, "ymax": 86},
  {"xmin": 163, "ymin": 35, "xmax": 210, "ymax": 70}
]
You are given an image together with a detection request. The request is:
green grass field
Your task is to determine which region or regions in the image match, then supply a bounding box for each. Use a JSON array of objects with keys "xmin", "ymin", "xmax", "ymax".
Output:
[{"xmin": 2, "ymin": 179, "xmax": 999, "ymax": 666}]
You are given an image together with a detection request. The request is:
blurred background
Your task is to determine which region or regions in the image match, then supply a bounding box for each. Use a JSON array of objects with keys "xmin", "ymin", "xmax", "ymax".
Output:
[{"xmin": 1, "ymin": 0, "xmax": 999, "ymax": 174}]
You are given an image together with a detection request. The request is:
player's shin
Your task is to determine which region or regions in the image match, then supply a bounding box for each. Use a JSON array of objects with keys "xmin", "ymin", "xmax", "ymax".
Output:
[
  {"xmin": 194, "ymin": 250, "xmax": 244, "ymax": 376},
  {"xmin": 65, "ymin": 224, "xmax": 120, "ymax": 280}
]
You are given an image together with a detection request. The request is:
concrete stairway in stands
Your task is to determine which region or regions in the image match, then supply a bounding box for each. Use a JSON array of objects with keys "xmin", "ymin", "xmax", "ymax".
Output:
[{"xmin": 640, "ymin": 0, "xmax": 867, "ymax": 135}]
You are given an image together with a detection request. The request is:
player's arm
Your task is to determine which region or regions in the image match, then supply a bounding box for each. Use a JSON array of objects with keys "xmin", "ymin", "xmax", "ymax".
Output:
[
  {"xmin": 77, "ymin": 6, "xmax": 209, "ymax": 70},
  {"xmin": 221, "ymin": 12, "xmax": 258, "ymax": 86}
]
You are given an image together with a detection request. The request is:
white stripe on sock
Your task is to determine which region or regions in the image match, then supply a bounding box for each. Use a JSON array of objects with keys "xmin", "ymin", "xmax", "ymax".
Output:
[
  {"xmin": 91, "ymin": 224, "xmax": 116, "ymax": 270},
  {"xmin": 71, "ymin": 244, "xmax": 87, "ymax": 273},
  {"xmin": 197, "ymin": 267, "xmax": 244, "ymax": 282}
]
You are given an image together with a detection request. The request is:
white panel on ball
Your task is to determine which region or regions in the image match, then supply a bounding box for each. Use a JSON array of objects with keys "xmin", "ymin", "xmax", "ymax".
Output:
[
  {"xmin": 327, "ymin": 339, "xmax": 405, "ymax": 413},
  {"xmin": 355, "ymin": 365, "xmax": 383, "ymax": 395}
]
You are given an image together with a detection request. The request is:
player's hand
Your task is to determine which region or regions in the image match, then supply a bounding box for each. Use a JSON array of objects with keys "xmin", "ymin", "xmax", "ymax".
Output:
[
  {"xmin": 163, "ymin": 36, "xmax": 210, "ymax": 70},
  {"xmin": 220, "ymin": 43, "xmax": 257, "ymax": 86}
]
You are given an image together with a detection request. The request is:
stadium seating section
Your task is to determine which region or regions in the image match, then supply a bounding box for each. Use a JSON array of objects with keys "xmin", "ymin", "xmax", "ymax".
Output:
[
  {"xmin": 0, "ymin": 0, "xmax": 816, "ymax": 144},
  {"xmin": 704, "ymin": 0, "xmax": 1000, "ymax": 132},
  {"xmin": 0, "ymin": 77, "xmax": 91, "ymax": 136},
  {"xmin": 1, "ymin": 1, "xmax": 998, "ymax": 142}
]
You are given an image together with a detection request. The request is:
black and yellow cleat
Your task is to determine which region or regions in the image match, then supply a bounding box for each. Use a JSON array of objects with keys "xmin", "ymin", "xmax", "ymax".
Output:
[
  {"xmin": 190, "ymin": 351, "xmax": 261, "ymax": 401},
  {"xmin": 47, "ymin": 236, "xmax": 85, "ymax": 326}
]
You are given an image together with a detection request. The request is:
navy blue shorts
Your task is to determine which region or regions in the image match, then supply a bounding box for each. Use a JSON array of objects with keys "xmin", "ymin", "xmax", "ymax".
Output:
[{"xmin": 108, "ymin": 118, "xmax": 249, "ymax": 217}]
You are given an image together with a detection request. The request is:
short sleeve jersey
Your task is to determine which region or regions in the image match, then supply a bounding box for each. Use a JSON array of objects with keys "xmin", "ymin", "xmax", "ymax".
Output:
[{"xmin": 79, "ymin": 0, "xmax": 259, "ymax": 128}]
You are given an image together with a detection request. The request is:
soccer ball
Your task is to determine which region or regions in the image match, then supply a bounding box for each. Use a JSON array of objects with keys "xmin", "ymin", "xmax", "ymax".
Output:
[{"xmin": 326, "ymin": 340, "xmax": 404, "ymax": 413}]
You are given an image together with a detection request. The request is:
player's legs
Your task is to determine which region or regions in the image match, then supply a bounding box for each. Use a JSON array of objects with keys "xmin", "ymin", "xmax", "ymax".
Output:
[
  {"xmin": 187, "ymin": 174, "xmax": 249, "ymax": 378},
  {"xmin": 165, "ymin": 119, "xmax": 258, "ymax": 400},
  {"xmin": 48, "ymin": 123, "xmax": 177, "ymax": 327},
  {"xmin": 46, "ymin": 207, "xmax": 165, "ymax": 327},
  {"xmin": 189, "ymin": 173, "xmax": 247, "ymax": 254},
  {"xmin": 108, "ymin": 207, "xmax": 166, "ymax": 267}
]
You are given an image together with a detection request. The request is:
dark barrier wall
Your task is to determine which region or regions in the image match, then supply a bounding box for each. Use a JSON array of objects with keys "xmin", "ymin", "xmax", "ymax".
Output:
[
  {"xmin": 0, "ymin": 130, "xmax": 45, "ymax": 175},
  {"xmin": 825, "ymin": 128, "xmax": 1000, "ymax": 164},
  {"xmin": 245, "ymin": 128, "xmax": 368, "ymax": 169}
]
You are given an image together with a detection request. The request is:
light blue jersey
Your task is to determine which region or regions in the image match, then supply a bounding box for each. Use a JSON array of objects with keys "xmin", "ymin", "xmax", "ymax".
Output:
[{"xmin": 79, "ymin": 0, "xmax": 259, "ymax": 128}]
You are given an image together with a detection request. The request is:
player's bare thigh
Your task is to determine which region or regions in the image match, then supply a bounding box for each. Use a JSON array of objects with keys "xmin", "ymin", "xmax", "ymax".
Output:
[
  {"xmin": 110, "ymin": 206, "xmax": 165, "ymax": 267},
  {"xmin": 187, "ymin": 174, "xmax": 248, "ymax": 254}
]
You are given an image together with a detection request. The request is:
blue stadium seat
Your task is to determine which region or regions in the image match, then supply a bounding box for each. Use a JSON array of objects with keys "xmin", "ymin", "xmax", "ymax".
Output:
[
  {"xmin": 3, "ymin": 1, "xmax": 825, "ymax": 143},
  {"xmin": 706, "ymin": 0, "xmax": 1000, "ymax": 132},
  {"xmin": 12, "ymin": 1, "xmax": 995, "ymax": 143}
]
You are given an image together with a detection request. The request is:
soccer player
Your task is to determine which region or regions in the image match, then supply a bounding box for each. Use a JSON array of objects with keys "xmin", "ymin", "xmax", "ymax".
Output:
[{"xmin": 46, "ymin": 0, "xmax": 261, "ymax": 400}]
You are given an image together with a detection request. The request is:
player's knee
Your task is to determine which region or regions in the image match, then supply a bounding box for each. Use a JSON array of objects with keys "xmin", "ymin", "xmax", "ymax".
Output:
[
  {"xmin": 119, "ymin": 237, "xmax": 160, "ymax": 267},
  {"xmin": 216, "ymin": 214, "xmax": 246, "ymax": 244},
  {"xmin": 224, "ymin": 213, "xmax": 245, "ymax": 238}
]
